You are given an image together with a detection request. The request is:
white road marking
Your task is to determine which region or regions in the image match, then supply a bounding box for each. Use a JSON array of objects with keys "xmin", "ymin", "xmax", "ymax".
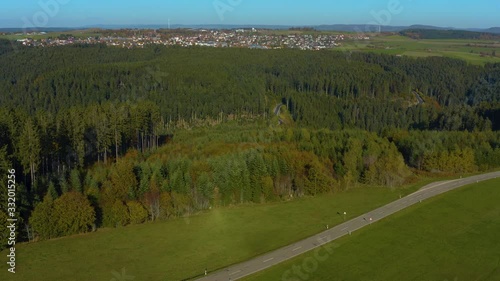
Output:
[
  {"xmin": 292, "ymin": 246, "xmax": 302, "ymax": 252},
  {"xmin": 229, "ymin": 270, "xmax": 241, "ymax": 276},
  {"xmin": 412, "ymin": 179, "xmax": 459, "ymax": 195},
  {"xmin": 263, "ymin": 258, "xmax": 274, "ymax": 263},
  {"xmin": 341, "ymin": 227, "xmax": 348, "ymax": 231}
]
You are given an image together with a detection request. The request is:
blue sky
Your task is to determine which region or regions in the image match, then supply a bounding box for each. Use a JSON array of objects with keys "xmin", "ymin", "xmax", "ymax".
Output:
[{"xmin": 1, "ymin": 0, "xmax": 499, "ymax": 28}]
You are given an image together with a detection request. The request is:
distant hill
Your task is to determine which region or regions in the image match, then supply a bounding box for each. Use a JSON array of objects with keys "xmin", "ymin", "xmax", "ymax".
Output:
[
  {"xmin": 313, "ymin": 24, "xmax": 454, "ymax": 33},
  {"xmin": 315, "ymin": 24, "xmax": 403, "ymax": 32},
  {"xmin": 0, "ymin": 27, "xmax": 75, "ymax": 33},
  {"xmin": 400, "ymin": 29, "xmax": 500, "ymax": 40},
  {"xmin": 406, "ymin": 24, "xmax": 451, "ymax": 30},
  {"xmin": 82, "ymin": 24, "xmax": 292, "ymax": 30},
  {"xmin": 1, "ymin": 24, "xmax": 500, "ymax": 35},
  {"xmin": 485, "ymin": 27, "xmax": 500, "ymax": 34}
]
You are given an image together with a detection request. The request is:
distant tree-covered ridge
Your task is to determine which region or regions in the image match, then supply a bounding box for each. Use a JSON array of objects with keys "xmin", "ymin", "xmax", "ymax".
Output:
[{"xmin": 400, "ymin": 29, "xmax": 500, "ymax": 40}]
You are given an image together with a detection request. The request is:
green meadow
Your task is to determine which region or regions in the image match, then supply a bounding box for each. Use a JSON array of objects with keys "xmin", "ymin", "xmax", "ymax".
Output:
[
  {"xmin": 0, "ymin": 178, "xmax": 438, "ymax": 281},
  {"xmin": 0, "ymin": 30, "xmax": 102, "ymax": 40},
  {"xmin": 244, "ymin": 178, "xmax": 500, "ymax": 281},
  {"xmin": 339, "ymin": 35, "xmax": 500, "ymax": 65}
]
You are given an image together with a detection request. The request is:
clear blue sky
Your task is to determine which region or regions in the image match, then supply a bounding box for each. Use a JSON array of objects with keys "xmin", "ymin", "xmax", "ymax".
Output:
[{"xmin": 1, "ymin": 0, "xmax": 498, "ymax": 28}]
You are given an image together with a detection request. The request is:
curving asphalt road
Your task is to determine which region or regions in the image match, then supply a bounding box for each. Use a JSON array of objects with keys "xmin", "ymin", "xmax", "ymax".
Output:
[
  {"xmin": 274, "ymin": 104, "xmax": 283, "ymax": 116},
  {"xmin": 196, "ymin": 171, "xmax": 500, "ymax": 281},
  {"xmin": 413, "ymin": 91, "xmax": 425, "ymax": 105}
]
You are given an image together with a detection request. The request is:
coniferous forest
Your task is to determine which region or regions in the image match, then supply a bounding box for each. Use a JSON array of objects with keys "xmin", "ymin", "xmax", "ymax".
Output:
[{"xmin": 0, "ymin": 39, "xmax": 499, "ymax": 246}]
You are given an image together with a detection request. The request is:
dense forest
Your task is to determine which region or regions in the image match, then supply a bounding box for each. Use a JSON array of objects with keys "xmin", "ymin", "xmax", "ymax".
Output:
[
  {"xmin": 400, "ymin": 29, "xmax": 500, "ymax": 40},
  {"xmin": 0, "ymin": 39, "xmax": 499, "ymax": 247}
]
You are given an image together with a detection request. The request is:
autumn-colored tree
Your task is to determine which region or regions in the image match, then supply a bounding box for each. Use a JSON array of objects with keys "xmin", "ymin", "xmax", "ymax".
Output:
[
  {"xmin": 376, "ymin": 147, "xmax": 411, "ymax": 187},
  {"xmin": 52, "ymin": 192, "xmax": 95, "ymax": 237},
  {"xmin": 127, "ymin": 201, "xmax": 148, "ymax": 224},
  {"xmin": 102, "ymin": 200, "xmax": 130, "ymax": 227},
  {"xmin": 109, "ymin": 160, "xmax": 139, "ymax": 200},
  {"xmin": 159, "ymin": 192, "xmax": 174, "ymax": 220},
  {"xmin": 143, "ymin": 186, "xmax": 161, "ymax": 221}
]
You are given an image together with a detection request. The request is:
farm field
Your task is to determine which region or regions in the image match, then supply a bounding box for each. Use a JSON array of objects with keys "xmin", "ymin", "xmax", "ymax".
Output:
[
  {"xmin": 338, "ymin": 34, "xmax": 500, "ymax": 65},
  {"xmin": 0, "ymin": 30, "xmax": 102, "ymax": 40}
]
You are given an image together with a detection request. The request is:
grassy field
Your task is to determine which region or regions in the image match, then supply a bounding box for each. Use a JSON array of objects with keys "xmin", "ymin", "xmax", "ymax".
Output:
[
  {"xmin": 244, "ymin": 178, "xmax": 500, "ymax": 281},
  {"xmin": 0, "ymin": 30, "xmax": 102, "ymax": 40},
  {"xmin": 0, "ymin": 177, "xmax": 440, "ymax": 281},
  {"xmin": 338, "ymin": 34, "xmax": 500, "ymax": 65},
  {"xmin": 0, "ymin": 33, "xmax": 58, "ymax": 40}
]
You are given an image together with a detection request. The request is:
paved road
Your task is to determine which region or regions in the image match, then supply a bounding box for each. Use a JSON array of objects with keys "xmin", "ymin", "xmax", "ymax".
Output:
[
  {"xmin": 273, "ymin": 104, "xmax": 285, "ymax": 125},
  {"xmin": 413, "ymin": 91, "xmax": 425, "ymax": 105},
  {"xmin": 196, "ymin": 171, "xmax": 500, "ymax": 281},
  {"xmin": 274, "ymin": 104, "xmax": 283, "ymax": 116}
]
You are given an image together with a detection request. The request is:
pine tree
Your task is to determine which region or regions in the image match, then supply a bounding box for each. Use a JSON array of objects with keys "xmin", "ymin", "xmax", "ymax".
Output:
[
  {"xmin": 70, "ymin": 169, "xmax": 82, "ymax": 193},
  {"xmin": 29, "ymin": 194, "xmax": 56, "ymax": 240},
  {"xmin": 18, "ymin": 119, "xmax": 41, "ymax": 188},
  {"xmin": 47, "ymin": 181, "xmax": 59, "ymax": 200},
  {"xmin": 65, "ymin": 107, "xmax": 86, "ymax": 168},
  {"xmin": 108, "ymin": 103, "xmax": 128, "ymax": 161}
]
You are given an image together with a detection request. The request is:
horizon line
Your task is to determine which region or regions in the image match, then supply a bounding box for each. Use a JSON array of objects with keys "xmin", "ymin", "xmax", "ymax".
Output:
[{"xmin": 1, "ymin": 23, "xmax": 499, "ymax": 30}]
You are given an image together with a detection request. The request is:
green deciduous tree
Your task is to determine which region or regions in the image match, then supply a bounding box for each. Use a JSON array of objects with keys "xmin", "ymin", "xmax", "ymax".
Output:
[
  {"xmin": 52, "ymin": 192, "xmax": 95, "ymax": 237},
  {"xmin": 103, "ymin": 200, "xmax": 130, "ymax": 227},
  {"xmin": 127, "ymin": 201, "xmax": 148, "ymax": 224}
]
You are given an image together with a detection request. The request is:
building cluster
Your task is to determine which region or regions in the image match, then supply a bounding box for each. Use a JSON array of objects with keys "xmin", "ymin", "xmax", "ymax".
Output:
[{"xmin": 15, "ymin": 29, "xmax": 370, "ymax": 50}]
